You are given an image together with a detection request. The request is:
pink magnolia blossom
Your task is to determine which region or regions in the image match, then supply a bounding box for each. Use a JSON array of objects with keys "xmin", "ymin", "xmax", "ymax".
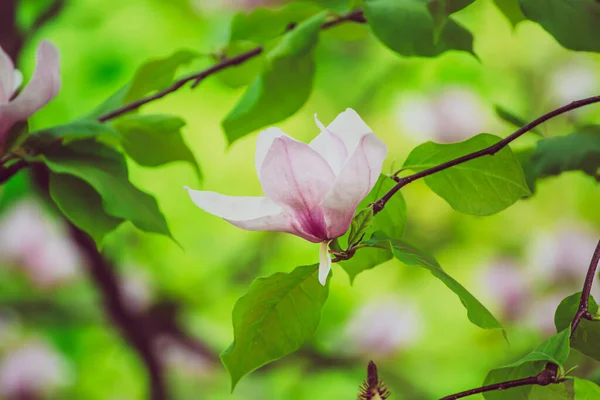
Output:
[
  {"xmin": 0, "ymin": 40, "xmax": 61, "ymax": 148},
  {"xmin": 185, "ymin": 109, "xmax": 387, "ymax": 285}
]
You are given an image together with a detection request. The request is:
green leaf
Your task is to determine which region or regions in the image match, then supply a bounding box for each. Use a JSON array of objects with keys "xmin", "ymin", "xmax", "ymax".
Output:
[
  {"xmin": 2, "ymin": 120, "xmax": 29, "ymax": 154},
  {"xmin": 49, "ymin": 173, "xmax": 124, "ymax": 245},
  {"xmin": 555, "ymin": 292, "xmax": 600, "ymax": 362},
  {"xmin": 89, "ymin": 50, "xmax": 199, "ymax": 118},
  {"xmin": 112, "ymin": 114, "xmax": 201, "ymax": 181},
  {"xmin": 41, "ymin": 139, "xmax": 172, "ymax": 240},
  {"xmin": 344, "ymin": 235, "xmax": 503, "ymax": 331},
  {"xmin": 229, "ymin": 2, "xmax": 322, "ymax": 44},
  {"xmin": 495, "ymin": 105, "xmax": 541, "ymax": 136},
  {"xmin": 492, "ymin": 0, "xmax": 526, "ymax": 27},
  {"xmin": 519, "ymin": 0, "xmax": 600, "ymax": 52},
  {"xmin": 574, "ymin": 378, "xmax": 600, "ymax": 399},
  {"xmin": 363, "ymin": 0, "xmax": 474, "ymax": 58},
  {"xmin": 221, "ymin": 264, "xmax": 329, "ymax": 390},
  {"xmin": 222, "ymin": 12, "xmax": 327, "ymax": 144},
  {"xmin": 347, "ymin": 208, "xmax": 374, "ymax": 247},
  {"xmin": 22, "ymin": 120, "xmax": 122, "ymax": 152},
  {"xmin": 215, "ymin": 41, "xmax": 265, "ymax": 88},
  {"xmin": 403, "ymin": 133, "xmax": 531, "ymax": 216},
  {"xmin": 339, "ymin": 242, "xmax": 393, "ymax": 282},
  {"xmin": 362, "ymin": 175, "xmax": 407, "ymax": 240},
  {"xmin": 483, "ymin": 329, "xmax": 572, "ymax": 399}
]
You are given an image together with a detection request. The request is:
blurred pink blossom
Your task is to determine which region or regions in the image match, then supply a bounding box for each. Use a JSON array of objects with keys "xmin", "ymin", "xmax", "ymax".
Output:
[
  {"xmin": 155, "ymin": 336, "xmax": 213, "ymax": 377},
  {"xmin": 0, "ymin": 340, "xmax": 70, "ymax": 398},
  {"xmin": 478, "ymin": 258, "xmax": 531, "ymax": 321},
  {"xmin": 525, "ymin": 293, "xmax": 569, "ymax": 337},
  {"xmin": 343, "ymin": 297, "xmax": 423, "ymax": 357},
  {"xmin": 550, "ymin": 58, "xmax": 598, "ymax": 105},
  {"xmin": 0, "ymin": 198, "xmax": 82, "ymax": 287},
  {"xmin": 119, "ymin": 267, "xmax": 154, "ymax": 313}
]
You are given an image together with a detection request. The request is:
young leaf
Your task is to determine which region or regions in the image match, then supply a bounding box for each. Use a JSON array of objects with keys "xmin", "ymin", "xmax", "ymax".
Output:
[
  {"xmin": 22, "ymin": 120, "xmax": 122, "ymax": 152},
  {"xmin": 492, "ymin": 0, "xmax": 526, "ymax": 27},
  {"xmin": 229, "ymin": 2, "xmax": 322, "ymax": 44},
  {"xmin": 363, "ymin": 0, "xmax": 474, "ymax": 58},
  {"xmin": 89, "ymin": 50, "xmax": 199, "ymax": 118},
  {"xmin": 221, "ymin": 264, "xmax": 329, "ymax": 390},
  {"xmin": 574, "ymin": 378, "xmax": 600, "ymax": 399},
  {"xmin": 221, "ymin": 12, "xmax": 327, "ymax": 144},
  {"xmin": 555, "ymin": 292, "xmax": 600, "ymax": 362},
  {"xmin": 347, "ymin": 208, "xmax": 374, "ymax": 247},
  {"xmin": 403, "ymin": 133, "xmax": 531, "ymax": 216},
  {"xmin": 49, "ymin": 173, "xmax": 124, "ymax": 245},
  {"xmin": 519, "ymin": 0, "xmax": 600, "ymax": 52},
  {"xmin": 112, "ymin": 114, "xmax": 202, "ymax": 181},
  {"xmin": 41, "ymin": 139, "xmax": 173, "ymax": 240},
  {"xmin": 343, "ymin": 235, "xmax": 503, "ymax": 331},
  {"xmin": 483, "ymin": 329, "xmax": 572, "ymax": 399}
]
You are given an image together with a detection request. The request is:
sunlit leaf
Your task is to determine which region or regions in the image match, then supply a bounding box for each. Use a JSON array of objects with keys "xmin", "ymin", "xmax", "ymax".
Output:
[
  {"xmin": 23, "ymin": 120, "xmax": 122, "ymax": 152},
  {"xmin": 492, "ymin": 0, "xmax": 526, "ymax": 27},
  {"xmin": 222, "ymin": 12, "xmax": 327, "ymax": 143},
  {"xmin": 215, "ymin": 41, "xmax": 265, "ymax": 88},
  {"xmin": 574, "ymin": 378, "xmax": 600, "ymax": 399},
  {"xmin": 364, "ymin": 0, "xmax": 474, "ymax": 57},
  {"xmin": 555, "ymin": 292, "xmax": 600, "ymax": 362},
  {"xmin": 221, "ymin": 264, "xmax": 328, "ymax": 390},
  {"xmin": 403, "ymin": 134, "xmax": 531, "ymax": 215},
  {"xmin": 41, "ymin": 139, "xmax": 173, "ymax": 240},
  {"xmin": 519, "ymin": 0, "xmax": 600, "ymax": 52},
  {"xmin": 113, "ymin": 114, "xmax": 201, "ymax": 181}
]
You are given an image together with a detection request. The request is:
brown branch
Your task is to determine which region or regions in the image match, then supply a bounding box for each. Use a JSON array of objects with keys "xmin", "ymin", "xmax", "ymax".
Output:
[
  {"xmin": 571, "ymin": 239, "xmax": 600, "ymax": 336},
  {"xmin": 440, "ymin": 363, "xmax": 561, "ymax": 400},
  {"xmin": 0, "ymin": 159, "xmax": 29, "ymax": 184},
  {"xmin": 372, "ymin": 95, "xmax": 600, "ymax": 215},
  {"xmin": 96, "ymin": 9, "xmax": 366, "ymax": 122}
]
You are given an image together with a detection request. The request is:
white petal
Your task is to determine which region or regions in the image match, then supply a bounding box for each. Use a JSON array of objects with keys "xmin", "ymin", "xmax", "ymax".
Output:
[
  {"xmin": 309, "ymin": 113, "xmax": 348, "ymax": 175},
  {"xmin": 318, "ymin": 240, "xmax": 332, "ymax": 286},
  {"xmin": 185, "ymin": 187, "xmax": 302, "ymax": 235},
  {"xmin": 0, "ymin": 46, "xmax": 14, "ymax": 103},
  {"xmin": 321, "ymin": 133, "xmax": 388, "ymax": 238},
  {"xmin": 12, "ymin": 70, "xmax": 22, "ymax": 94},
  {"xmin": 327, "ymin": 108, "xmax": 374, "ymax": 153},
  {"xmin": 255, "ymin": 127, "xmax": 292, "ymax": 176}
]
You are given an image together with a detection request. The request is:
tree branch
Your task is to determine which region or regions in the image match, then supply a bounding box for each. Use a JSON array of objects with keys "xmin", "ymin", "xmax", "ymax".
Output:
[
  {"xmin": 0, "ymin": 159, "xmax": 29, "ymax": 184},
  {"xmin": 96, "ymin": 9, "xmax": 366, "ymax": 122},
  {"xmin": 571, "ymin": 239, "xmax": 600, "ymax": 336},
  {"xmin": 372, "ymin": 95, "xmax": 600, "ymax": 215}
]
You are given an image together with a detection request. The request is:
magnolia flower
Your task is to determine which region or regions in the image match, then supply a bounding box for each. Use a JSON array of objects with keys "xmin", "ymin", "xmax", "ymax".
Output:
[
  {"xmin": 0, "ymin": 40, "xmax": 61, "ymax": 148},
  {"xmin": 185, "ymin": 109, "xmax": 387, "ymax": 285}
]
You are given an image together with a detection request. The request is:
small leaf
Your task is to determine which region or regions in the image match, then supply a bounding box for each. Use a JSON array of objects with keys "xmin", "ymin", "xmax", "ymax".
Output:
[
  {"xmin": 555, "ymin": 292, "xmax": 600, "ymax": 362},
  {"xmin": 574, "ymin": 378, "xmax": 600, "ymax": 399},
  {"xmin": 112, "ymin": 114, "xmax": 201, "ymax": 181},
  {"xmin": 89, "ymin": 50, "xmax": 199, "ymax": 118},
  {"xmin": 347, "ymin": 208, "xmax": 374, "ymax": 247},
  {"xmin": 519, "ymin": 0, "xmax": 600, "ymax": 53},
  {"xmin": 221, "ymin": 264, "xmax": 329, "ymax": 390},
  {"xmin": 229, "ymin": 2, "xmax": 322, "ymax": 44},
  {"xmin": 23, "ymin": 120, "xmax": 122, "ymax": 152},
  {"xmin": 222, "ymin": 12, "xmax": 327, "ymax": 143},
  {"xmin": 403, "ymin": 133, "xmax": 531, "ymax": 216},
  {"xmin": 340, "ymin": 243, "xmax": 393, "ymax": 283},
  {"xmin": 494, "ymin": 105, "xmax": 541, "ymax": 136},
  {"xmin": 343, "ymin": 235, "xmax": 503, "ymax": 331},
  {"xmin": 364, "ymin": 0, "xmax": 474, "ymax": 58},
  {"xmin": 492, "ymin": 0, "xmax": 526, "ymax": 27},
  {"xmin": 41, "ymin": 139, "xmax": 172, "ymax": 240},
  {"xmin": 49, "ymin": 173, "xmax": 124, "ymax": 245},
  {"xmin": 483, "ymin": 329, "xmax": 572, "ymax": 399}
]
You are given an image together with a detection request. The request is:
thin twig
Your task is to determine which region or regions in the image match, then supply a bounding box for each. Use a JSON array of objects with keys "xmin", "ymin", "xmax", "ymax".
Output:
[
  {"xmin": 0, "ymin": 159, "xmax": 29, "ymax": 184},
  {"xmin": 440, "ymin": 363, "xmax": 561, "ymax": 400},
  {"xmin": 372, "ymin": 95, "xmax": 600, "ymax": 215},
  {"xmin": 571, "ymin": 240, "xmax": 600, "ymax": 336},
  {"xmin": 96, "ymin": 10, "xmax": 366, "ymax": 123}
]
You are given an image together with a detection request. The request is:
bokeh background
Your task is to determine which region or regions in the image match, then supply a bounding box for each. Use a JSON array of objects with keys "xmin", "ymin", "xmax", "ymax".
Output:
[{"xmin": 1, "ymin": 0, "xmax": 600, "ymax": 399}]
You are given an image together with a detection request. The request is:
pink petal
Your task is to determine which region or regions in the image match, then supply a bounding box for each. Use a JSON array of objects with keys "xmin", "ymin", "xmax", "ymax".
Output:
[
  {"xmin": 260, "ymin": 136, "xmax": 335, "ymax": 240},
  {"xmin": 318, "ymin": 240, "xmax": 332, "ymax": 286},
  {"xmin": 321, "ymin": 133, "xmax": 387, "ymax": 238},
  {"xmin": 185, "ymin": 188, "xmax": 301, "ymax": 235},
  {"xmin": 0, "ymin": 46, "xmax": 14, "ymax": 104},
  {"xmin": 254, "ymin": 127, "xmax": 291, "ymax": 176},
  {"xmin": 309, "ymin": 114, "xmax": 348, "ymax": 175},
  {"xmin": 326, "ymin": 108, "xmax": 374, "ymax": 153},
  {"xmin": 0, "ymin": 40, "xmax": 61, "ymax": 136}
]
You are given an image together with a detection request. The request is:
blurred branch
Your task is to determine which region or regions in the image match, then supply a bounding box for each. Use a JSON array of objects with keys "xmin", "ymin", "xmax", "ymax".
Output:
[
  {"xmin": 571, "ymin": 239, "xmax": 600, "ymax": 336},
  {"xmin": 28, "ymin": 0, "xmax": 66, "ymax": 37},
  {"xmin": 0, "ymin": 0, "xmax": 23, "ymax": 60},
  {"xmin": 96, "ymin": 9, "xmax": 367, "ymax": 122},
  {"xmin": 440, "ymin": 363, "xmax": 562, "ymax": 400},
  {"xmin": 371, "ymin": 95, "xmax": 600, "ymax": 214},
  {"xmin": 0, "ymin": 159, "xmax": 29, "ymax": 184}
]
